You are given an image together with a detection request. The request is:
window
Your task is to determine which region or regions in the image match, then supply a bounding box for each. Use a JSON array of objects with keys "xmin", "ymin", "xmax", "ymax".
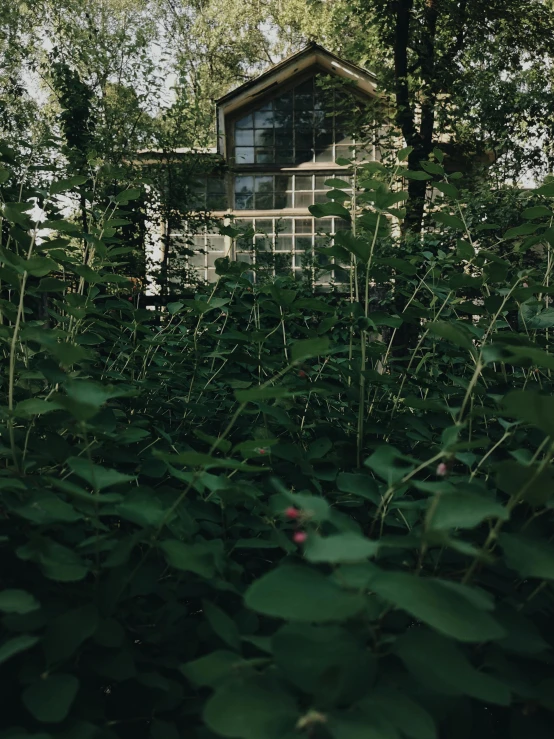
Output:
[
  {"xmin": 234, "ymin": 173, "xmax": 351, "ymax": 210},
  {"xmin": 234, "ymin": 216, "xmax": 350, "ymax": 284},
  {"xmin": 190, "ymin": 175, "xmax": 228, "ymax": 211},
  {"xmin": 186, "ymin": 231, "xmax": 227, "ymax": 282},
  {"xmin": 232, "ymin": 76, "xmax": 356, "ymax": 166}
]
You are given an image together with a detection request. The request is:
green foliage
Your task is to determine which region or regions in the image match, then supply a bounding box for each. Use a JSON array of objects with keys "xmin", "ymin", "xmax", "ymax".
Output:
[{"xmin": 2, "ymin": 143, "xmax": 554, "ymax": 739}]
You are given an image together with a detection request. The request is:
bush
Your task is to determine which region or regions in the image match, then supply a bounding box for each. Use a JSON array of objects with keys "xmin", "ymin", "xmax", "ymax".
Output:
[{"xmin": 1, "ymin": 145, "xmax": 554, "ymax": 739}]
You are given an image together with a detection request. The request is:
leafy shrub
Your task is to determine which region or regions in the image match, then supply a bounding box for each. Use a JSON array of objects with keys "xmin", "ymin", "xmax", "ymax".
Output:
[{"xmin": 1, "ymin": 144, "xmax": 554, "ymax": 739}]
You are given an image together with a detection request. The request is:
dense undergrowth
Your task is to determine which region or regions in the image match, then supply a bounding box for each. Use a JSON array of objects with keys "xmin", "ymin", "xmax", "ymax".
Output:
[{"xmin": 2, "ymin": 143, "xmax": 554, "ymax": 739}]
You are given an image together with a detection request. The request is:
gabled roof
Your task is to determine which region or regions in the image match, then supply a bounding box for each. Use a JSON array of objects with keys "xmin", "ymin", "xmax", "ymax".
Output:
[{"xmin": 216, "ymin": 42, "xmax": 378, "ymax": 117}]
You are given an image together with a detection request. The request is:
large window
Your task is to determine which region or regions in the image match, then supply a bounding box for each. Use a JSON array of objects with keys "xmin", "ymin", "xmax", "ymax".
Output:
[
  {"xmin": 234, "ymin": 173, "xmax": 352, "ymax": 210},
  {"xmin": 234, "ymin": 216, "xmax": 350, "ymax": 283},
  {"xmin": 232, "ymin": 76, "xmax": 355, "ymax": 166}
]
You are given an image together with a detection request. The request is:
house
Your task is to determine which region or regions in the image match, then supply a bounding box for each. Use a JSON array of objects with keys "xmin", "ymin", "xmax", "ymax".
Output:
[{"xmin": 148, "ymin": 43, "xmax": 380, "ymax": 288}]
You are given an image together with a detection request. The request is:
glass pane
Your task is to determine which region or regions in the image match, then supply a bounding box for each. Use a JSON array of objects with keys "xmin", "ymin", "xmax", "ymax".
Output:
[
  {"xmin": 254, "ymin": 109, "xmax": 274, "ymax": 128},
  {"xmin": 275, "ymin": 149, "xmax": 294, "ymax": 164},
  {"xmin": 315, "ymin": 147, "xmax": 334, "ymax": 163},
  {"xmin": 255, "ymin": 129, "xmax": 274, "ymax": 146},
  {"xmin": 255, "ymin": 148, "xmax": 274, "ymax": 164},
  {"xmin": 275, "ymin": 235, "xmax": 293, "ymax": 251},
  {"xmin": 315, "ymin": 175, "xmax": 331, "ymax": 189},
  {"xmin": 296, "ymin": 129, "xmax": 313, "ymax": 149},
  {"xmin": 275, "ymin": 253, "xmax": 292, "ymax": 273},
  {"xmin": 295, "ymin": 219, "xmax": 313, "ymax": 234},
  {"xmin": 313, "ymin": 191, "xmax": 327, "ymax": 204},
  {"xmin": 235, "ymin": 193, "xmax": 253, "ymax": 209},
  {"xmin": 255, "ymin": 219, "xmax": 274, "ymax": 233},
  {"xmin": 207, "ymin": 194, "xmax": 227, "ymax": 210},
  {"xmin": 275, "ymin": 175, "xmax": 291, "ymax": 192},
  {"xmin": 315, "ymin": 218, "xmax": 333, "ymax": 233},
  {"xmin": 235, "ymin": 146, "xmax": 254, "ymax": 164},
  {"xmin": 295, "ymin": 175, "xmax": 312, "ymax": 191},
  {"xmin": 236, "ymin": 129, "xmax": 254, "ymax": 146},
  {"xmin": 255, "ymin": 193, "xmax": 274, "ymax": 209},
  {"xmin": 274, "ymin": 92, "xmax": 293, "ymax": 111},
  {"xmin": 236, "ymin": 252, "xmax": 253, "ymax": 264},
  {"xmin": 275, "ymin": 218, "xmax": 293, "ymax": 234},
  {"xmin": 295, "ymin": 149, "xmax": 313, "ymax": 164},
  {"xmin": 254, "ymin": 236, "xmax": 271, "ymax": 251},
  {"xmin": 334, "ymin": 218, "xmax": 349, "ymax": 231},
  {"xmin": 295, "ymin": 192, "xmax": 314, "ymax": 208},
  {"xmin": 207, "ymin": 235, "xmax": 225, "ymax": 250},
  {"xmin": 296, "ymin": 237, "xmax": 313, "ymax": 251},
  {"xmin": 334, "ymin": 267, "xmax": 350, "ymax": 282},
  {"xmin": 255, "ymin": 176, "xmax": 273, "ymax": 193},
  {"xmin": 236, "ymin": 114, "xmax": 253, "ymax": 129},
  {"xmin": 274, "ymin": 193, "xmax": 288, "ymax": 209},
  {"xmin": 275, "ymin": 132, "xmax": 293, "ymax": 148},
  {"xmin": 235, "ymin": 176, "xmax": 254, "ymax": 193},
  {"xmin": 294, "ymin": 254, "xmax": 306, "ymax": 267},
  {"xmin": 207, "ymin": 177, "xmax": 226, "ymax": 193},
  {"xmin": 335, "ymin": 145, "xmax": 354, "ymax": 162}
]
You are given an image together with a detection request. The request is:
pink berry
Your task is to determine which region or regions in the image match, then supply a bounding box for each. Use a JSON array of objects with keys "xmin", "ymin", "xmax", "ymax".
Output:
[
  {"xmin": 293, "ymin": 531, "xmax": 308, "ymax": 544},
  {"xmin": 284, "ymin": 506, "xmax": 300, "ymax": 520},
  {"xmin": 436, "ymin": 462, "xmax": 448, "ymax": 477}
]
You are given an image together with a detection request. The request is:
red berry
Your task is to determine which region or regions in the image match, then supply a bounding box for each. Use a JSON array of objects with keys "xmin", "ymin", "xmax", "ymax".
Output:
[
  {"xmin": 284, "ymin": 506, "xmax": 300, "ymax": 520},
  {"xmin": 298, "ymin": 370, "xmax": 307, "ymax": 378},
  {"xmin": 293, "ymin": 531, "xmax": 308, "ymax": 544},
  {"xmin": 436, "ymin": 462, "xmax": 448, "ymax": 477}
]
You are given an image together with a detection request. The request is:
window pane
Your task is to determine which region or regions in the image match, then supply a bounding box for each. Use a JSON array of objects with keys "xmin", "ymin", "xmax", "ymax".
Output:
[
  {"xmin": 295, "ymin": 192, "xmax": 314, "ymax": 208},
  {"xmin": 236, "ymin": 114, "xmax": 253, "ymax": 129},
  {"xmin": 254, "ymin": 236, "xmax": 271, "ymax": 251},
  {"xmin": 254, "ymin": 109, "xmax": 274, "ymax": 128},
  {"xmin": 255, "ymin": 129, "xmax": 274, "ymax": 146},
  {"xmin": 235, "ymin": 147, "xmax": 254, "ymax": 163},
  {"xmin": 235, "ymin": 193, "xmax": 253, "ymax": 209},
  {"xmin": 275, "ymin": 235, "xmax": 293, "ymax": 251},
  {"xmin": 236, "ymin": 129, "xmax": 254, "ymax": 146},
  {"xmin": 296, "ymin": 237, "xmax": 313, "ymax": 251},
  {"xmin": 274, "ymin": 193, "xmax": 288, "ymax": 209},
  {"xmin": 255, "ymin": 176, "xmax": 273, "ymax": 193},
  {"xmin": 235, "ymin": 176, "xmax": 254, "ymax": 193},
  {"xmin": 255, "ymin": 148, "xmax": 274, "ymax": 164},
  {"xmin": 275, "ymin": 149, "xmax": 294, "ymax": 163},
  {"xmin": 315, "ymin": 147, "xmax": 334, "ymax": 163},
  {"xmin": 295, "ymin": 149, "xmax": 313, "ymax": 164},
  {"xmin": 275, "ymin": 218, "xmax": 293, "ymax": 234},
  {"xmin": 274, "ymin": 92, "xmax": 293, "ymax": 111},
  {"xmin": 275, "ymin": 175, "xmax": 291, "ymax": 192},
  {"xmin": 275, "ymin": 132, "xmax": 293, "ymax": 148},
  {"xmin": 295, "ymin": 219, "xmax": 313, "ymax": 234},
  {"xmin": 255, "ymin": 193, "xmax": 273, "ymax": 209},
  {"xmin": 315, "ymin": 218, "xmax": 333, "ymax": 233},
  {"xmin": 255, "ymin": 219, "xmax": 273, "ymax": 233},
  {"xmin": 295, "ymin": 175, "xmax": 312, "ymax": 191}
]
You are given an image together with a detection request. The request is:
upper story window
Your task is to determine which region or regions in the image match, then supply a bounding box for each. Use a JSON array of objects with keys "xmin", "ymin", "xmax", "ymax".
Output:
[{"xmin": 232, "ymin": 75, "xmax": 354, "ymax": 167}]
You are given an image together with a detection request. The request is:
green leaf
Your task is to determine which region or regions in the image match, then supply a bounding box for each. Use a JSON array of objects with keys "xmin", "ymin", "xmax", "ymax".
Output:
[
  {"xmin": 499, "ymin": 533, "xmax": 554, "ymax": 580},
  {"xmin": 496, "ymin": 459, "xmax": 554, "ymax": 507},
  {"xmin": 336, "ymin": 472, "xmax": 380, "ymax": 503},
  {"xmin": 521, "ymin": 206, "xmax": 553, "ymax": 220},
  {"xmin": 272, "ymin": 624, "xmax": 375, "ymax": 704},
  {"xmin": 159, "ymin": 539, "xmax": 221, "ymax": 578},
  {"xmin": 202, "ymin": 601, "xmax": 241, "ymax": 651},
  {"xmin": 427, "ymin": 321, "xmax": 475, "ymax": 353},
  {"xmin": 324, "ymin": 178, "xmax": 351, "ymax": 188},
  {"xmin": 17, "ymin": 538, "xmax": 89, "ymax": 582},
  {"xmin": 67, "ymin": 457, "xmax": 135, "ymax": 491},
  {"xmin": 502, "ymin": 390, "xmax": 554, "ymax": 437},
  {"xmin": 394, "ymin": 629, "xmax": 510, "ymax": 705},
  {"xmin": 362, "ymin": 685, "xmax": 437, "ymax": 739},
  {"xmin": 0, "ymin": 589, "xmax": 40, "ymax": 614},
  {"xmin": 503, "ymin": 223, "xmax": 540, "ymax": 239},
  {"xmin": 309, "ymin": 202, "xmax": 351, "ymax": 220},
  {"xmin": 115, "ymin": 188, "xmax": 141, "ymax": 203},
  {"xmin": 291, "ymin": 337, "xmax": 330, "ymax": 363},
  {"xmin": 180, "ymin": 651, "xmax": 247, "ymax": 688},
  {"xmin": 0, "ymin": 634, "xmax": 40, "ymax": 667},
  {"xmin": 22, "ymin": 673, "xmax": 79, "ymax": 723},
  {"xmin": 304, "ymin": 533, "xmax": 379, "ymax": 563},
  {"xmin": 403, "ymin": 170, "xmax": 433, "ymax": 181},
  {"xmin": 421, "ymin": 160, "xmax": 444, "ymax": 176},
  {"xmin": 43, "ymin": 604, "xmax": 98, "ymax": 664},
  {"xmin": 536, "ymin": 183, "xmax": 554, "ymax": 196},
  {"xmin": 203, "ymin": 677, "xmax": 297, "ymax": 739},
  {"xmin": 432, "ymin": 212, "xmax": 465, "ymax": 230},
  {"xmin": 428, "ymin": 492, "xmax": 508, "ymax": 530},
  {"xmin": 370, "ymin": 572, "xmax": 506, "ymax": 642},
  {"xmin": 235, "ymin": 386, "xmax": 291, "ymax": 403},
  {"xmin": 397, "ymin": 146, "xmax": 413, "ymax": 162},
  {"xmin": 49, "ymin": 175, "xmax": 88, "ymax": 195},
  {"xmin": 434, "ymin": 182, "xmax": 459, "ymax": 199},
  {"xmin": 456, "ymin": 239, "xmax": 475, "ymax": 259},
  {"xmin": 245, "ymin": 565, "xmax": 364, "ymax": 622}
]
